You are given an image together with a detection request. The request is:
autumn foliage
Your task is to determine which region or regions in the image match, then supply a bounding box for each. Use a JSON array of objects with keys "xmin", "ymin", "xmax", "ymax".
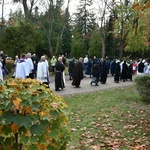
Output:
[
  {"xmin": 134, "ymin": 75, "xmax": 150, "ymax": 102},
  {"xmin": 0, "ymin": 78, "xmax": 70, "ymax": 150}
]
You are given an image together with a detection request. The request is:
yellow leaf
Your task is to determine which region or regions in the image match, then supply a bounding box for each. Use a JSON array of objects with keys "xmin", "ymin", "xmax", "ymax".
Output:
[
  {"xmin": 11, "ymin": 81, "xmax": 18, "ymax": 86},
  {"xmin": 10, "ymin": 123, "xmax": 19, "ymax": 134},
  {"xmin": 12, "ymin": 98, "xmax": 22, "ymax": 109},
  {"xmin": 39, "ymin": 111, "xmax": 49, "ymax": 117},
  {"xmin": 38, "ymin": 144, "xmax": 46, "ymax": 150},
  {"xmin": 0, "ymin": 110, "xmax": 3, "ymax": 116},
  {"xmin": 22, "ymin": 106, "xmax": 32, "ymax": 114},
  {"xmin": 5, "ymin": 145, "xmax": 13, "ymax": 150},
  {"xmin": 0, "ymin": 125, "xmax": 3, "ymax": 132}
]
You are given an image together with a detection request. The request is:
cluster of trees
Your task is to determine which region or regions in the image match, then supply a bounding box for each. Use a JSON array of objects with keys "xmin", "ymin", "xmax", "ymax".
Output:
[{"xmin": 0, "ymin": 0, "xmax": 149, "ymax": 59}]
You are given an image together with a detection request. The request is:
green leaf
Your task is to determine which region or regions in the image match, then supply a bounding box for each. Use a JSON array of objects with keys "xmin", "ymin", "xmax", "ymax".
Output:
[
  {"xmin": 4, "ymin": 101, "xmax": 13, "ymax": 111},
  {"xmin": 16, "ymin": 115, "xmax": 33, "ymax": 128},
  {"xmin": 30, "ymin": 124, "xmax": 44, "ymax": 136},
  {"xmin": 0, "ymin": 136, "xmax": 5, "ymax": 143},
  {"xmin": 0, "ymin": 104, "xmax": 5, "ymax": 110},
  {"xmin": 29, "ymin": 136, "xmax": 39, "ymax": 143},
  {"xmin": 19, "ymin": 135, "xmax": 29, "ymax": 145},
  {"xmin": 49, "ymin": 130, "xmax": 59, "ymax": 140},
  {"xmin": 37, "ymin": 135, "xmax": 47, "ymax": 144},
  {"xmin": 18, "ymin": 126, "xmax": 28, "ymax": 134},
  {"xmin": 1, "ymin": 111, "xmax": 16, "ymax": 124},
  {"xmin": 1, "ymin": 125, "xmax": 11, "ymax": 135},
  {"xmin": 31, "ymin": 103, "xmax": 41, "ymax": 111},
  {"xmin": 27, "ymin": 145, "xmax": 39, "ymax": 150},
  {"xmin": 51, "ymin": 122, "xmax": 59, "ymax": 131},
  {"xmin": 40, "ymin": 120, "xmax": 49, "ymax": 128},
  {"xmin": 46, "ymin": 145, "xmax": 55, "ymax": 150},
  {"xmin": 50, "ymin": 110, "xmax": 58, "ymax": 120},
  {"xmin": 12, "ymin": 143, "xmax": 20, "ymax": 149},
  {"xmin": 3, "ymin": 137, "xmax": 13, "ymax": 147}
]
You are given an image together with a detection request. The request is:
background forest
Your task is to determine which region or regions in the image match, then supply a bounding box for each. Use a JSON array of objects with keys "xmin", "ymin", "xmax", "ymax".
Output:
[{"xmin": 0, "ymin": 0, "xmax": 150, "ymax": 60}]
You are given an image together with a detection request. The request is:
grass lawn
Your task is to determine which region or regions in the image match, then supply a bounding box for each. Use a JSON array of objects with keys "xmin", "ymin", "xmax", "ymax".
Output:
[{"xmin": 64, "ymin": 86, "xmax": 150, "ymax": 150}]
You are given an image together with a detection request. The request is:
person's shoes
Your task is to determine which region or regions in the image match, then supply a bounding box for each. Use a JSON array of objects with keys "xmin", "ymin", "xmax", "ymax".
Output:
[
  {"xmin": 55, "ymin": 89, "xmax": 60, "ymax": 91},
  {"xmin": 95, "ymin": 83, "xmax": 99, "ymax": 86},
  {"xmin": 90, "ymin": 82, "xmax": 92, "ymax": 85},
  {"xmin": 75, "ymin": 86, "xmax": 80, "ymax": 88}
]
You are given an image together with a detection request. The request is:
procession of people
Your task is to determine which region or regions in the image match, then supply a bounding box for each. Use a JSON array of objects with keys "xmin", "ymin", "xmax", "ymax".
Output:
[{"xmin": 0, "ymin": 51, "xmax": 150, "ymax": 92}]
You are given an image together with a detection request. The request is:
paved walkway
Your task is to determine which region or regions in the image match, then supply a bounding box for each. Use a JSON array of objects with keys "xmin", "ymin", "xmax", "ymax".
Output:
[{"xmin": 49, "ymin": 74, "xmax": 135, "ymax": 97}]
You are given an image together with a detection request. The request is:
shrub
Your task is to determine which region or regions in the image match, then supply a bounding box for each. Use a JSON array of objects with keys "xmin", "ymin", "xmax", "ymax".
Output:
[
  {"xmin": 6, "ymin": 58, "xmax": 14, "ymax": 73},
  {"xmin": 0, "ymin": 78, "xmax": 70, "ymax": 150},
  {"xmin": 134, "ymin": 75, "xmax": 150, "ymax": 102}
]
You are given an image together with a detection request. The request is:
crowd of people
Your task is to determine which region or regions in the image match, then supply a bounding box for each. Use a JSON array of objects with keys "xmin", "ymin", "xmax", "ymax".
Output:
[{"xmin": 0, "ymin": 51, "xmax": 150, "ymax": 92}]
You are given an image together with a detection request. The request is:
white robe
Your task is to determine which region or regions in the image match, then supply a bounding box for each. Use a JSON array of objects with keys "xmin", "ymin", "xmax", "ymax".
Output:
[
  {"xmin": 37, "ymin": 61, "xmax": 50, "ymax": 83},
  {"xmin": 0, "ymin": 61, "xmax": 3, "ymax": 81},
  {"xmin": 15, "ymin": 60, "xmax": 29, "ymax": 79},
  {"xmin": 26, "ymin": 57, "xmax": 34, "ymax": 74}
]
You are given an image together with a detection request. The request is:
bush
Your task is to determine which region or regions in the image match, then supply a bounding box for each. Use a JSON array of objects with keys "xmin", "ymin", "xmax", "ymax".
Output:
[
  {"xmin": 6, "ymin": 58, "xmax": 14, "ymax": 73},
  {"xmin": 0, "ymin": 78, "xmax": 70, "ymax": 150},
  {"xmin": 134, "ymin": 75, "xmax": 150, "ymax": 102}
]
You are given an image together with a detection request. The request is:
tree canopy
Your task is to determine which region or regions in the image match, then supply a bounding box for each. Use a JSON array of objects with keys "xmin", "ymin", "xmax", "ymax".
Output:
[{"xmin": 0, "ymin": 0, "xmax": 149, "ymax": 59}]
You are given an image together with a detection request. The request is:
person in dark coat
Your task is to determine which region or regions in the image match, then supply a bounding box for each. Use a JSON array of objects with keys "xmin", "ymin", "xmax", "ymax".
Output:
[
  {"xmin": 127, "ymin": 61, "xmax": 133, "ymax": 81},
  {"xmin": 85, "ymin": 59, "xmax": 92, "ymax": 77},
  {"xmin": 110, "ymin": 59, "xmax": 116, "ymax": 76},
  {"xmin": 72, "ymin": 58, "xmax": 84, "ymax": 88},
  {"xmin": 100, "ymin": 59, "xmax": 108, "ymax": 84},
  {"xmin": 114, "ymin": 60, "xmax": 121, "ymax": 83},
  {"xmin": 55, "ymin": 57, "xmax": 65, "ymax": 91},
  {"xmin": 68, "ymin": 58, "xmax": 75, "ymax": 80},
  {"xmin": 121, "ymin": 61, "xmax": 128, "ymax": 82},
  {"xmin": 91, "ymin": 61, "xmax": 100, "ymax": 86},
  {"xmin": 137, "ymin": 59, "xmax": 144, "ymax": 74}
]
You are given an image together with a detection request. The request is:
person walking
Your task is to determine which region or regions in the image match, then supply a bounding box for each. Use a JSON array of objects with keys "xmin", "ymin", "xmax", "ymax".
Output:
[
  {"xmin": 137, "ymin": 59, "xmax": 145, "ymax": 75},
  {"xmin": 114, "ymin": 60, "xmax": 121, "ymax": 83},
  {"xmin": 15, "ymin": 53, "xmax": 29, "ymax": 79},
  {"xmin": 68, "ymin": 58, "xmax": 75, "ymax": 80},
  {"xmin": 121, "ymin": 61, "xmax": 128, "ymax": 82},
  {"xmin": 26, "ymin": 53, "xmax": 34, "ymax": 79},
  {"xmin": 85, "ymin": 58, "xmax": 92, "ymax": 78},
  {"xmin": 72, "ymin": 57, "xmax": 84, "ymax": 88},
  {"xmin": 100, "ymin": 59, "xmax": 108, "ymax": 84},
  {"xmin": 37, "ymin": 56, "xmax": 50, "ymax": 88},
  {"xmin": 50, "ymin": 56, "xmax": 57, "ymax": 74},
  {"xmin": 55, "ymin": 57, "xmax": 65, "ymax": 91},
  {"xmin": 90, "ymin": 61, "xmax": 100, "ymax": 86}
]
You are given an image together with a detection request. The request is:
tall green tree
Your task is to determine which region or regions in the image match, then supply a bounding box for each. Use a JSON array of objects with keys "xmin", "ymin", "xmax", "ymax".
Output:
[
  {"xmin": 72, "ymin": 0, "xmax": 96, "ymax": 56},
  {"xmin": 125, "ymin": 0, "xmax": 150, "ymax": 57},
  {"xmin": 88, "ymin": 26, "xmax": 102, "ymax": 58},
  {"xmin": 113, "ymin": 0, "xmax": 133, "ymax": 59},
  {"xmin": 105, "ymin": 15, "xmax": 117, "ymax": 58},
  {"xmin": 61, "ymin": 9, "xmax": 72, "ymax": 56},
  {"xmin": 39, "ymin": 0, "xmax": 71, "ymax": 57},
  {"xmin": 1, "ymin": 22, "xmax": 39, "ymax": 57}
]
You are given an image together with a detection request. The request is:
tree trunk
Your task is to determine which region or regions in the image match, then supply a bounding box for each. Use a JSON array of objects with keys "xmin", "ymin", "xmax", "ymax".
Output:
[
  {"xmin": 119, "ymin": 16, "xmax": 124, "ymax": 60},
  {"xmin": 101, "ymin": 36, "xmax": 106, "ymax": 59}
]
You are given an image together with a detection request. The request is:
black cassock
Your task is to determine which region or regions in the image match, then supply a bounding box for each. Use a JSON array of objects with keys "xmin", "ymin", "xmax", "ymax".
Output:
[
  {"xmin": 72, "ymin": 61, "xmax": 84, "ymax": 87},
  {"xmin": 55, "ymin": 61, "xmax": 65, "ymax": 91}
]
